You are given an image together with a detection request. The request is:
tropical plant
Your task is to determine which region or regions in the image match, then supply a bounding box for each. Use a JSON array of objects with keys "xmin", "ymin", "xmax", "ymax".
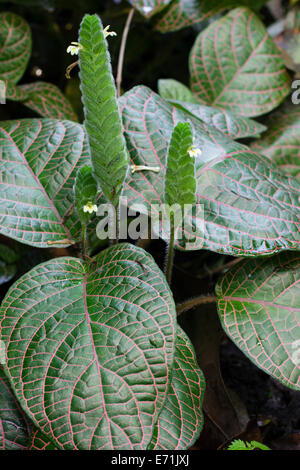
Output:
[{"xmin": 0, "ymin": 0, "xmax": 299, "ymax": 452}]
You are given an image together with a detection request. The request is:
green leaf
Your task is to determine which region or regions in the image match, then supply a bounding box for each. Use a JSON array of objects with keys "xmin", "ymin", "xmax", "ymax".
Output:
[
  {"xmin": 18, "ymin": 82, "xmax": 78, "ymax": 121},
  {"xmin": 0, "ymin": 367, "xmax": 31, "ymax": 449},
  {"xmin": 216, "ymin": 252, "xmax": 300, "ymax": 391},
  {"xmin": 0, "ymin": 12, "xmax": 31, "ymax": 84},
  {"xmin": 168, "ymin": 101, "xmax": 267, "ymax": 140},
  {"xmin": 149, "ymin": 327, "xmax": 205, "ymax": 450},
  {"xmin": 30, "ymin": 429, "xmax": 59, "ymax": 450},
  {"xmin": 120, "ymin": 86, "xmax": 300, "ymax": 255},
  {"xmin": 5, "ymin": 80, "xmax": 29, "ymax": 101},
  {"xmin": 189, "ymin": 8, "xmax": 290, "ymax": 117},
  {"xmin": 158, "ymin": 79, "xmax": 201, "ymax": 104},
  {"xmin": 227, "ymin": 439, "xmax": 270, "ymax": 450},
  {"xmin": 164, "ymin": 121, "xmax": 196, "ymax": 208},
  {"xmin": 74, "ymin": 165, "xmax": 98, "ymax": 225},
  {"xmin": 79, "ymin": 14, "xmax": 129, "ymax": 207},
  {"xmin": 155, "ymin": 0, "xmax": 269, "ymax": 33},
  {"xmin": 0, "ymin": 243, "xmax": 177, "ymax": 450},
  {"xmin": 0, "ymin": 118, "xmax": 95, "ymax": 248},
  {"xmin": 251, "ymin": 101, "xmax": 300, "ymax": 182},
  {"xmin": 127, "ymin": 0, "xmax": 171, "ymax": 17}
]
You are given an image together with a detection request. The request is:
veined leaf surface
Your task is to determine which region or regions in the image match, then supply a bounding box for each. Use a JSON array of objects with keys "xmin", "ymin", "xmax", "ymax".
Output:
[
  {"xmin": 0, "ymin": 118, "xmax": 91, "ymax": 247},
  {"xmin": 168, "ymin": 100, "xmax": 267, "ymax": 140},
  {"xmin": 120, "ymin": 86, "xmax": 300, "ymax": 256},
  {"xmin": 155, "ymin": 0, "xmax": 269, "ymax": 33},
  {"xmin": 0, "ymin": 12, "xmax": 31, "ymax": 84},
  {"xmin": 251, "ymin": 101, "xmax": 300, "ymax": 182},
  {"xmin": 0, "ymin": 367, "xmax": 31, "ymax": 449},
  {"xmin": 216, "ymin": 252, "xmax": 300, "ymax": 390},
  {"xmin": 158, "ymin": 79, "xmax": 201, "ymax": 104},
  {"xmin": 0, "ymin": 243, "xmax": 176, "ymax": 450},
  {"xmin": 149, "ymin": 327, "xmax": 205, "ymax": 450},
  {"xmin": 189, "ymin": 8, "xmax": 290, "ymax": 117},
  {"xmin": 19, "ymin": 82, "xmax": 78, "ymax": 121}
]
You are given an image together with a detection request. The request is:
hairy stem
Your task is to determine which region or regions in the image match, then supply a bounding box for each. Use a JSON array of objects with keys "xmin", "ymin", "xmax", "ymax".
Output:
[
  {"xmin": 81, "ymin": 224, "xmax": 88, "ymax": 260},
  {"xmin": 164, "ymin": 224, "xmax": 175, "ymax": 285},
  {"xmin": 177, "ymin": 295, "xmax": 217, "ymax": 316},
  {"xmin": 116, "ymin": 8, "xmax": 134, "ymax": 97}
]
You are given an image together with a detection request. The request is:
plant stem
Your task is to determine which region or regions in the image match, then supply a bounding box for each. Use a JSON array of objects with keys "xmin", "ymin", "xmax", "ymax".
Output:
[
  {"xmin": 116, "ymin": 7, "xmax": 134, "ymax": 97},
  {"xmin": 176, "ymin": 295, "xmax": 217, "ymax": 316},
  {"xmin": 112, "ymin": 203, "xmax": 119, "ymax": 245},
  {"xmin": 81, "ymin": 224, "xmax": 88, "ymax": 260},
  {"xmin": 164, "ymin": 224, "xmax": 175, "ymax": 285}
]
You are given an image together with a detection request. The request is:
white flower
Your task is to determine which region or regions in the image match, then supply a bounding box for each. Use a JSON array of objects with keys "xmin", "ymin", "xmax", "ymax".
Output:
[
  {"xmin": 66, "ymin": 42, "xmax": 83, "ymax": 56},
  {"xmin": 83, "ymin": 202, "xmax": 98, "ymax": 214},
  {"xmin": 188, "ymin": 146, "xmax": 202, "ymax": 158},
  {"xmin": 103, "ymin": 25, "xmax": 117, "ymax": 38}
]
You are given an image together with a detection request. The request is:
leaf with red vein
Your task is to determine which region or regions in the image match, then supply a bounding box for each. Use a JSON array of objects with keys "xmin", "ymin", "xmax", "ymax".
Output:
[
  {"xmin": 18, "ymin": 82, "xmax": 78, "ymax": 121},
  {"xmin": 167, "ymin": 100, "xmax": 267, "ymax": 140},
  {"xmin": 0, "ymin": 118, "xmax": 102, "ymax": 248},
  {"xmin": 155, "ymin": 0, "xmax": 269, "ymax": 33},
  {"xmin": 0, "ymin": 243, "xmax": 176, "ymax": 450},
  {"xmin": 0, "ymin": 12, "xmax": 31, "ymax": 84},
  {"xmin": 149, "ymin": 327, "xmax": 205, "ymax": 450},
  {"xmin": 30, "ymin": 428, "xmax": 59, "ymax": 450},
  {"xmin": 251, "ymin": 101, "xmax": 300, "ymax": 182},
  {"xmin": 120, "ymin": 85, "xmax": 300, "ymax": 255},
  {"xmin": 0, "ymin": 366, "xmax": 31, "ymax": 450},
  {"xmin": 216, "ymin": 252, "xmax": 300, "ymax": 391},
  {"xmin": 127, "ymin": 0, "xmax": 171, "ymax": 18},
  {"xmin": 189, "ymin": 8, "xmax": 290, "ymax": 117}
]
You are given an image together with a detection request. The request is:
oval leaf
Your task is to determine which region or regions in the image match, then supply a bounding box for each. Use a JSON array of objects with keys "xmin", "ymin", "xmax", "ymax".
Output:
[
  {"xmin": 0, "ymin": 118, "xmax": 91, "ymax": 247},
  {"xmin": 0, "ymin": 367, "xmax": 31, "ymax": 449},
  {"xmin": 155, "ymin": 0, "xmax": 269, "ymax": 33},
  {"xmin": 18, "ymin": 82, "xmax": 78, "ymax": 121},
  {"xmin": 0, "ymin": 12, "xmax": 31, "ymax": 84},
  {"xmin": 120, "ymin": 86, "xmax": 300, "ymax": 255},
  {"xmin": 149, "ymin": 327, "xmax": 205, "ymax": 450},
  {"xmin": 216, "ymin": 252, "xmax": 300, "ymax": 390},
  {"xmin": 158, "ymin": 79, "xmax": 202, "ymax": 104},
  {"xmin": 168, "ymin": 101, "xmax": 267, "ymax": 140},
  {"xmin": 189, "ymin": 8, "xmax": 290, "ymax": 117},
  {"xmin": 0, "ymin": 243, "xmax": 176, "ymax": 450},
  {"xmin": 251, "ymin": 101, "xmax": 300, "ymax": 182}
]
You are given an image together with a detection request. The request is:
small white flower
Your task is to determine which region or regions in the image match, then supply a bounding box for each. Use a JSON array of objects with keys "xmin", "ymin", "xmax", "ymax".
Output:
[
  {"xmin": 83, "ymin": 202, "xmax": 98, "ymax": 214},
  {"xmin": 66, "ymin": 42, "xmax": 83, "ymax": 56},
  {"xmin": 188, "ymin": 146, "xmax": 202, "ymax": 158},
  {"xmin": 103, "ymin": 25, "xmax": 117, "ymax": 38}
]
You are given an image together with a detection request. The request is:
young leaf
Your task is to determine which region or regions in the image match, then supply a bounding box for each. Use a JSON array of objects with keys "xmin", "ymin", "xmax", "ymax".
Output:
[
  {"xmin": 74, "ymin": 165, "xmax": 98, "ymax": 225},
  {"xmin": 0, "ymin": 118, "xmax": 97, "ymax": 247},
  {"xmin": 251, "ymin": 101, "xmax": 300, "ymax": 182},
  {"xmin": 149, "ymin": 327, "xmax": 205, "ymax": 450},
  {"xmin": 18, "ymin": 82, "xmax": 78, "ymax": 121},
  {"xmin": 120, "ymin": 86, "xmax": 300, "ymax": 255},
  {"xmin": 0, "ymin": 243, "xmax": 177, "ymax": 450},
  {"xmin": 164, "ymin": 121, "xmax": 196, "ymax": 208},
  {"xmin": 168, "ymin": 101, "xmax": 267, "ymax": 140},
  {"xmin": 0, "ymin": 12, "xmax": 31, "ymax": 84},
  {"xmin": 79, "ymin": 14, "xmax": 128, "ymax": 207},
  {"xmin": 216, "ymin": 252, "xmax": 300, "ymax": 391},
  {"xmin": 127, "ymin": 0, "xmax": 171, "ymax": 18},
  {"xmin": 189, "ymin": 8, "xmax": 290, "ymax": 117},
  {"xmin": 158, "ymin": 79, "xmax": 201, "ymax": 104},
  {"xmin": 155, "ymin": 0, "xmax": 269, "ymax": 33},
  {"xmin": 0, "ymin": 367, "xmax": 31, "ymax": 449}
]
